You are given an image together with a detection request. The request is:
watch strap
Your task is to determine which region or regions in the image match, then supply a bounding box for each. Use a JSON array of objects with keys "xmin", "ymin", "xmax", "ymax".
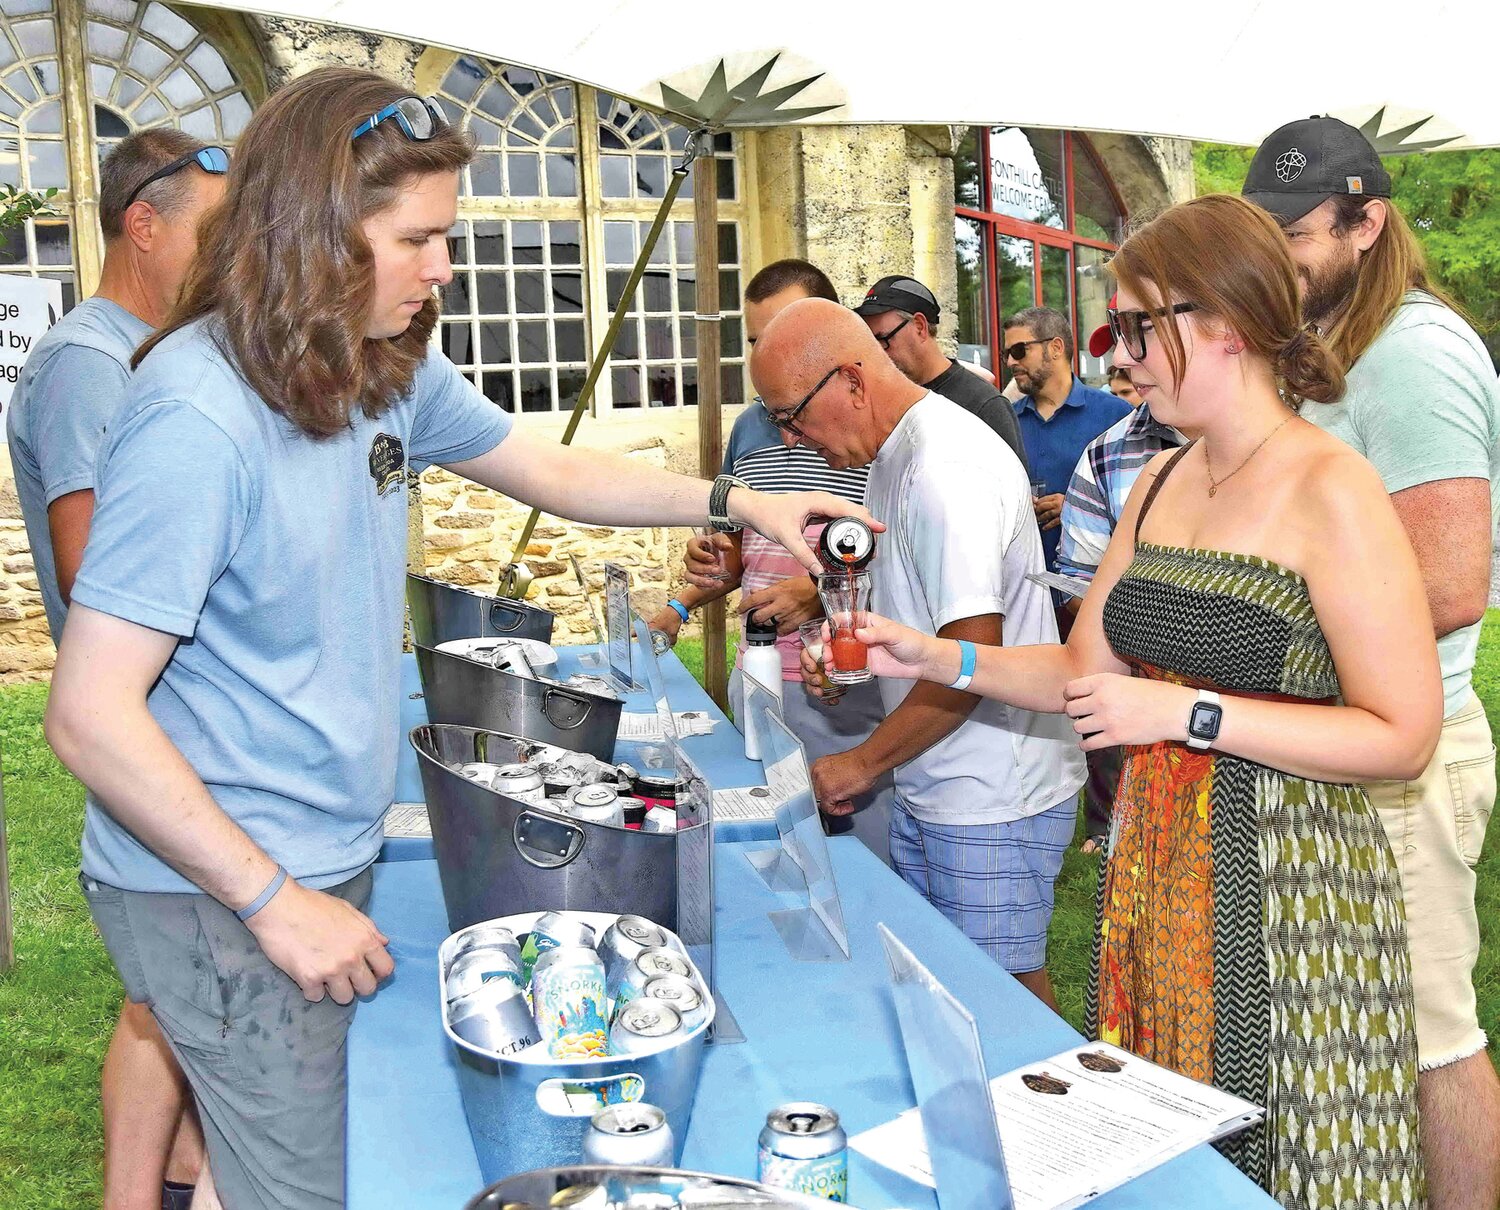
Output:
[
  {"xmin": 1186, "ymin": 689, "xmax": 1222, "ymax": 750},
  {"xmin": 707, "ymin": 474, "xmax": 747, "ymax": 533}
]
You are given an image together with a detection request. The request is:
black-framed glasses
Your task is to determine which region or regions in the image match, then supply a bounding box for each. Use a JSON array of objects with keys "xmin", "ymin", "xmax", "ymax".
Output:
[
  {"xmin": 351, "ymin": 96, "xmax": 446, "ymax": 142},
  {"xmin": 123, "ymin": 146, "xmax": 229, "ymax": 209},
  {"xmin": 1002, "ymin": 338, "xmax": 1048, "ymax": 362},
  {"xmin": 756, "ymin": 362, "xmax": 859, "ymax": 437},
  {"xmin": 873, "ymin": 315, "xmax": 912, "ymax": 350},
  {"xmin": 1108, "ymin": 302, "xmax": 1200, "ymax": 361}
]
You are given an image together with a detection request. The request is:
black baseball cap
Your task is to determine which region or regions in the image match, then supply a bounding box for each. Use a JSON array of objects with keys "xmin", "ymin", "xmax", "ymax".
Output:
[
  {"xmin": 1243, "ymin": 116, "xmax": 1391, "ymax": 224},
  {"xmin": 854, "ymin": 275, "xmax": 940, "ymax": 324}
]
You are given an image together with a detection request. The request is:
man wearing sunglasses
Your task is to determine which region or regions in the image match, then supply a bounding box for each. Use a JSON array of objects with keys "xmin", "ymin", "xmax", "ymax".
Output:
[
  {"xmin": 1006, "ymin": 306, "xmax": 1130, "ymax": 615},
  {"xmin": 6, "ymin": 128, "xmax": 226, "ymax": 1210},
  {"xmin": 853, "ymin": 275, "xmax": 1028, "ymax": 469}
]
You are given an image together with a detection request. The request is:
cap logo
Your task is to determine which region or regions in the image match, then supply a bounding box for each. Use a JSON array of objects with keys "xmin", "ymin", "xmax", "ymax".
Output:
[
  {"xmin": 1347, "ymin": 176, "xmax": 1363, "ymax": 194},
  {"xmin": 1274, "ymin": 147, "xmax": 1307, "ymax": 183}
]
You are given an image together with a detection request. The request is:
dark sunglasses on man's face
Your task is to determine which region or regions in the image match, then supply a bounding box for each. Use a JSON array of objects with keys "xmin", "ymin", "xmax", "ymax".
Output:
[
  {"xmin": 1107, "ymin": 302, "xmax": 1200, "ymax": 361},
  {"xmin": 1002, "ymin": 338, "xmax": 1048, "ymax": 362},
  {"xmin": 124, "ymin": 145, "xmax": 230, "ymax": 209}
]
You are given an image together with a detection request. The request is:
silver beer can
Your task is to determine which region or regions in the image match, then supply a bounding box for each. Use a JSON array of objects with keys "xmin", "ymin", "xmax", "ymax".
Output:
[
  {"xmin": 610, "ymin": 946, "xmax": 693, "ymax": 1008},
  {"xmin": 449, "ymin": 923, "xmax": 519, "ymax": 964},
  {"xmin": 642, "ymin": 805, "xmax": 677, "ymax": 833},
  {"xmin": 642, "ymin": 974, "xmax": 708, "ymax": 1033},
  {"xmin": 530, "ymin": 911, "xmax": 597, "ymax": 955},
  {"xmin": 530, "ymin": 945, "xmax": 609, "ymax": 1059},
  {"xmin": 447, "ymin": 978, "xmax": 541, "ymax": 1056},
  {"xmin": 757, "ymin": 1102, "xmax": 849, "ymax": 1203},
  {"xmin": 599, "ymin": 914, "xmax": 669, "ymax": 985},
  {"xmin": 607, "ymin": 999, "xmax": 683, "ymax": 1056},
  {"xmin": 491, "ymin": 763, "xmax": 546, "ymax": 806},
  {"xmin": 567, "ymin": 784, "xmax": 625, "ymax": 827},
  {"xmin": 445, "ymin": 942, "xmax": 525, "ymax": 1001},
  {"xmin": 457, "ymin": 761, "xmax": 503, "ymax": 788},
  {"xmin": 580, "ymin": 1102, "xmax": 675, "ymax": 1167}
]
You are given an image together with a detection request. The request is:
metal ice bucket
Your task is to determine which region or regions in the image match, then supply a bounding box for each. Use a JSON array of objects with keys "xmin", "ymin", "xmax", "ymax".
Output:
[
  {"xmin": 415, "ymin": 643, "xmax": 621, "ymax": 760},
  {"xmin": 464, "ymin": 1166, "xmax": 844, "ymax": 1208},
  {"xmin": 407, "ymin": 572, "xmax": 555, "ymax": 646},
  {"xmin": 411, "ymin": 724, "xmax": 697, "ymax": 932},
  {"xmin": 441, "ymin": 911, "xmax": 716, "ymax": 1185}
]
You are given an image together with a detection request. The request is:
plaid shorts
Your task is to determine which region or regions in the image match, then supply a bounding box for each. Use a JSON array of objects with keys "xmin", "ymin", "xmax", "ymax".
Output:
[{"xmin": 890, "ymin": 796, "xmax": 1076, "ymax": 972}]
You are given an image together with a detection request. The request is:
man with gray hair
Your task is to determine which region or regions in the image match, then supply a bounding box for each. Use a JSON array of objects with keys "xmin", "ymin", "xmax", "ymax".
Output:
[
  {"xmin": 1006, "ymin": 306, "xmax": 1129, "ymax": 600},
  {"xmin": 6, "ymin": 126, "xmax": 226, "ymax": 1210}
]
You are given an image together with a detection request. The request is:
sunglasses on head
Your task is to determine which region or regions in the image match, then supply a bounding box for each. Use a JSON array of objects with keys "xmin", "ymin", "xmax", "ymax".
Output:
[
  {"xmin": 1107, "ymin": 302, "xmax": 1200, "ymax": 361},
  {"xmin": 351, "ymin": 96, "xmax": 447, "ymax": 143},
  {"xmin": 124, "ymin": 145, "xmax": 229, "ymax": 209}
]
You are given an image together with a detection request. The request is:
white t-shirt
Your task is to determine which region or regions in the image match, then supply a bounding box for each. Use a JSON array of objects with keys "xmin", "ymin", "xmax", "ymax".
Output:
[{"xmin": 865, "ymin": 393, "xmax": 1086, "ymax": 824}]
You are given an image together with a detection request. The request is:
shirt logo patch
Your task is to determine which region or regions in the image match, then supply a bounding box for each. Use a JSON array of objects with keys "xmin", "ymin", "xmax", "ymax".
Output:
[
  {"xmin": 369, "ymin": 432, "xmax": 406, "ymax": 497},
  {"xmin": 1274, "ymin": 147, "xmax": 1307, "ymax": 182}
]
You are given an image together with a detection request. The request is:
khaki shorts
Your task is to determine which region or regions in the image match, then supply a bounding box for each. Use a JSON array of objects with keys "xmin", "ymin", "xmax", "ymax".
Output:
[{"xmin": 1367, "ymin": 691, "xmax": 1494, "ymax": 1070}]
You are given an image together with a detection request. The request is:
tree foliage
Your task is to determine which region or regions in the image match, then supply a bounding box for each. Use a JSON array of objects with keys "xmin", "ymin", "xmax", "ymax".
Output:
[
  {"xmin": 1193, "ymin": 143, "xmax": 1500, "ymax": 361},
  {"xmin": 0, "ymin": 185, "xmax": 57, "ymax": 233}
]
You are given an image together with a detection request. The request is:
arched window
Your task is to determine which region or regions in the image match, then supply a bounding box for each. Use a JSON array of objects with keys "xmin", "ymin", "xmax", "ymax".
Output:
[
  {"xmin": 954, "ymin": 126, "xmax": 1127, "ymax": 384},
  {"xmin": 425, "ymin": 49, "xmax": 748, "ymax": 418},
  {"xmin": 0, "ymin": 0, "xmax": 255, "ymax": 310}
]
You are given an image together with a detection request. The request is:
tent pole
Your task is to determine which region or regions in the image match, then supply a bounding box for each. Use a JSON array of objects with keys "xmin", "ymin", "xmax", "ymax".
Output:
[
  {"xmin": 693, "ymin": 142, "xmax": 728, "ymax": 711},
  {"xmin": 0, "ymin": 758, "xmax": 12, "ymax": 971}
]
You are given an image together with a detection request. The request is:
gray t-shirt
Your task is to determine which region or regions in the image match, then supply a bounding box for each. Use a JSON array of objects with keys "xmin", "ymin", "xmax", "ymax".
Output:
[
  {"xmin": 924, "ymin": 359, "xmax": 1029, "ymax": 471},
  {"xmin": 5, "ymin": 297, "xmax": 152, "ymax": 641},
  {"xmin": 72, "ymin": 320, "xmax": 511, "ymax": 892},
  {"xmin": 1305, "ymin": 291, "xmax": 1500, "ymax": 716}
]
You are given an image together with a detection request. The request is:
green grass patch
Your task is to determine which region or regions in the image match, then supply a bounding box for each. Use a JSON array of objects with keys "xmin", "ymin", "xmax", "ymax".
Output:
[{"xmin": 0, "ymin": 619, "xmax": 1495, "ymax": 1200}]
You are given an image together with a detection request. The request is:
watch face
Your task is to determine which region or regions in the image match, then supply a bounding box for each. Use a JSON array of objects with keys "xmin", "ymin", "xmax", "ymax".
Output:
[{"xmin": 1188, "ymin": 701, "xmax": 1222, "ymax": 741}]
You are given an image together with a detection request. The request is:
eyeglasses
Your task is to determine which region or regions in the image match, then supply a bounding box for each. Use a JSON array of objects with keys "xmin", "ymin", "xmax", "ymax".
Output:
[
  {"xmin": 873, "ymin": 316, "xmax": 912, "ymax": 350},
  {"xmin": 351, "ymin": 96, "xmax": 446, "ymax": 142},
  {"xmin": 1108, "ymin": 302, "xmax": 1200, "ymax": 361},
  {"xmin": 756, "ymin": 362, "xmax": 858, "ymax": 437},
  {"xmin": 1002, "ymin": 338, "xmax": 1049, "ymax": 362},
  {"xmin": 123, "ymin": 146, "xmax": 229, "ymax": 209}
]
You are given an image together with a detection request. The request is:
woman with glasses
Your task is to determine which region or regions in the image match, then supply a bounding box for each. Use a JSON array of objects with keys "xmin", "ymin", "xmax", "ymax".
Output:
[
  {"xmin": 839, "ymin": 194, "xmax": 1435, "ymax": 1208},
  {"xmin": 44, "ymin": 67, "xmax": 871, "ymax": 1210}
]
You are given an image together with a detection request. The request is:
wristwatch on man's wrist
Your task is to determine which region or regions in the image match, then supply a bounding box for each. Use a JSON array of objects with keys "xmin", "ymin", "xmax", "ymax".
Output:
[
  {"xmin": 707, "ymin": 473, "xmax": 749, "ymax": 533},
  {"xmin": 1185, "ymin": 689, "xmax": 1223, "ymax": 751}
]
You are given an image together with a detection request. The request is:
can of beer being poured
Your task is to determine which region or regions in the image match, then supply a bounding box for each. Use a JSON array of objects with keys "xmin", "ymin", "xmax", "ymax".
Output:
[
  {"xmin": 607, "ymin": 998, "xmax": 683, "ymax": 1055},
  {"xmin": 580, "ymin": 1102, "xmax": 675, "ymax": 1167},
  {"xmin": 757, "ymin": 1102, "xmax": 849, "ymax": 1203},
  {"xmin": 567, "ymin": 784, "xmax": 624, "ymax": 827}
]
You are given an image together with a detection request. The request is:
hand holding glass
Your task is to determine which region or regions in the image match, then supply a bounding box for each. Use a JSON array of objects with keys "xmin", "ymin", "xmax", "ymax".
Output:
[
  {"xmin": 817, "ymin": 572, "xmax": 873, "ymax": 685},
  {"xmin": 797, "ymin": 619, "xmax": 846, "ymax": 701},
  {"xmin": 689, "ymin": 528, "xmax": 731, "ymax": 583}
]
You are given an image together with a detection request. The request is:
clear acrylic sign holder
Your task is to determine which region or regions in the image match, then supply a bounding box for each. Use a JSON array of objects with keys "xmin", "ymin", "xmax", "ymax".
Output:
[
  {"xmin": 877, "ymin": 924, "xmax": 1014, "ymax": 1210},
  {"xmin": 603, "ymin": 562, "xmax": 640, "ymax": 691},
  {"xmin": 741, "ymin": 674, "xmax": 805, "ymax": 895}
]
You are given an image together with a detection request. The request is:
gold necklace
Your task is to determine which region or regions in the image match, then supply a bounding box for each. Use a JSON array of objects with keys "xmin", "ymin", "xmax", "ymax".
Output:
[{"xmin": 1204, "ymin": 414, "xmax": 1293, "ymax": 498}]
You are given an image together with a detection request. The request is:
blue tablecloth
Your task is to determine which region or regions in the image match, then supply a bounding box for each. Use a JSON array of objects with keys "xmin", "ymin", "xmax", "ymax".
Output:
[
  {"xmin": 347, "ymin": 838, "xmax": 1275, "ymax": 1210},
  {"xmin": 384, "ymin": 645, "xmax": 775, "ymax": 861}
]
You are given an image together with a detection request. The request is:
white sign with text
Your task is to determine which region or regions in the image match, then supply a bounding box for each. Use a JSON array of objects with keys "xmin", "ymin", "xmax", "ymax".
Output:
[{"xmin": 0, "ymin": 276, "xmax": 62, "ymax": 410}]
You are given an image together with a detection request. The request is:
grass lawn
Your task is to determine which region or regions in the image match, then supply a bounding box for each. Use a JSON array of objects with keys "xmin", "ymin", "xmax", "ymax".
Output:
[{"xmin": 1, "ymin": 622, "xmax": 1497, "ymax": 1205}]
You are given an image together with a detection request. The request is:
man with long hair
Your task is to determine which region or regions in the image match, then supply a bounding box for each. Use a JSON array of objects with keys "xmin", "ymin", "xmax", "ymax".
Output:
[
  {"xmin": 42, "ymin": 68, "xmax": 871, "ymax": 1210},
  {"xmin": 6, "ymin": 127, "xmax": 225, "ymax": 1210},
  {"xmin": 1246, "ymin": 115, "xmax": 1500, "ymax": 1210}
]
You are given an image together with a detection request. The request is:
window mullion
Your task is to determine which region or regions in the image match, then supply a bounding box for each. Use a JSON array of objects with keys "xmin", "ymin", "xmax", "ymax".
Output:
[
  {"xmin": 576, "ymin": 83, "xmax": 611, "ymax": 418},
  {"xmin": 56, "ymin": 0, "xmax": 101, "ymax": 296}
]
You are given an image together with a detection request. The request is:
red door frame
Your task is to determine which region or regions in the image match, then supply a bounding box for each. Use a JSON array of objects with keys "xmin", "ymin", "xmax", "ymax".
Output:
[{"xmin": 956, "ymin": 129, "xmax": 1126, "ymax": 376}]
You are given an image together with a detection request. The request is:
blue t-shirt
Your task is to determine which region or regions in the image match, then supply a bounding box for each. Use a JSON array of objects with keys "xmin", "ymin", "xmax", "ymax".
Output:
[
  {"xmin": 1013, "ymin": 377, "xmax": 1131, "ymax": 570},
  {"xmin": 5, "ymin": 297, "xmax": 153, "ymax": 641},
  {"xmin": 71, "ymin": 321, "xmax": 511, "ymax": 892}
]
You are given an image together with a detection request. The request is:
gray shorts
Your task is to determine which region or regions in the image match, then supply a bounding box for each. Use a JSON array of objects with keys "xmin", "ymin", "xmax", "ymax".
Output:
[{"xmin": 82, "ymin": 867, "xmax": 373, "ymax": 1210}]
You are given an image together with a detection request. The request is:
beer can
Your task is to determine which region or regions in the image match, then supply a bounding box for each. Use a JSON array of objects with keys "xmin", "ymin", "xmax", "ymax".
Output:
[
  {"xmin": 642, "ymin": 805, "xmax": 677, "ymax": 833},
  {"xmin": 580, "ymin": 1102, "xmax": 675, "ymax": 1167},
  {"xmin": 457, "ymin": 761, "xmax": 503, "ymax": 788},
  {"xmin": 445, "ymin": 942, "xmax": 525, "ymax": 1001},
  {"xmin": 531, "ymin": 911, "xmax": 597, "ymax": 955},
  {"xmin": 817, "ymin": 517, "xmax": 875, "ymax": 573},
  {"xmin": 492, "ymin": 763, "xmax": 546, "ymax": 806},
  {"xmin": 599, "ymin": 914, "xmax": 669, "ymax": 985},
  {"xmin": 757, "ymin": 1103, "xmax": 849, "ymax": 1203},
  {"xmin": 449, "ymin": 923, "xmax": 519, "ymax": 963},
  {"xmin": 542, "ymin": 766, "xmax": 584, "ymax": 797},
  {"xmin": 448, "ymin": 978, "xmax": 541, "ymax": 1056},
  {"xmin": 610, "ymin": 946, "xmax": 693, "ymax": 1008},
  {"xmin": 485, "ymin": 639, "xmax": 537, "ymax": 679},
  {"xmin": 567, "ymin": 784, "xmax": 625, "ymax": 827},
  {"xmin": 607, "ymin": 998, "xmax": 683, "ymax": 1055},
  {"xmin": 530, "ymin": 946, "xmax": 609, "ymax": 1059},
  {"xmin": 617, "ymin": 796, "xmax": 649, "ymax": 829},
  {"xmin": 630, "ymin": 771, "xmax": 679, "ymax": 810},
  {"xmin": 642, "ymin": 974, "xmax": 708, "ymax": 1034}
]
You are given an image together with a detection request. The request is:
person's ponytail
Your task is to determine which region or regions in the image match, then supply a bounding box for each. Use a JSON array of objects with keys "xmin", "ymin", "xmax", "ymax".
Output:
[{"xmin": 1276, "ymin": 324, "xmax": 1345, "ymax": 406}]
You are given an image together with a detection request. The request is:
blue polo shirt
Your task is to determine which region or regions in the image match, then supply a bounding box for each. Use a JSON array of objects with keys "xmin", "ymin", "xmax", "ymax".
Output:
[{"xmin": 1013, "ymin": 377, "xmax": 1130, "ymax": 570}]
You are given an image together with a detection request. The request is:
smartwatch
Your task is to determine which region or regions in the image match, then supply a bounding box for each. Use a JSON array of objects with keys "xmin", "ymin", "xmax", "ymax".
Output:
[
  {"xmin": 1186, "ymin": 689, "xmax": 1222, "ymax": 750},
  {"xmin": 707, "ymin": 473, "xmax": 748, "ymax": 533}
]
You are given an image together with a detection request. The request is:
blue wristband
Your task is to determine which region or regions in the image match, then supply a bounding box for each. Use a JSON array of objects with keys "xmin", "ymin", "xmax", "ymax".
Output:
[
  {"xmin": 948, "ymin": 640, "xmax": 977, "ymax": 691},
  {"xmin": 667, "ymin": 598, "xmax": 690, "ymax": 624},
  {"xmin": 235, "ymin": 865, "xmax": 288, "ymax": 922}
]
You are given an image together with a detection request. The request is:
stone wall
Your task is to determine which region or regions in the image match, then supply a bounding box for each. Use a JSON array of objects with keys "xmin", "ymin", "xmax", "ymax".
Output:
[{"xmin": 0, "ymin": 468, "xmax": 50, "ymax": 682}]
